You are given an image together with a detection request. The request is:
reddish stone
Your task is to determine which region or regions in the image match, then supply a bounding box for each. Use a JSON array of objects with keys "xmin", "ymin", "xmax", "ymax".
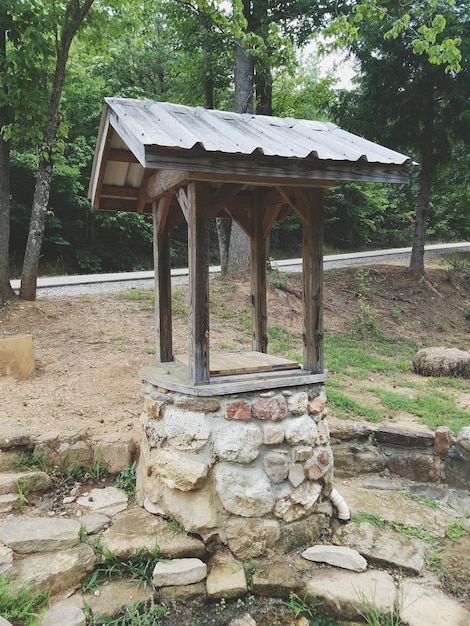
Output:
[
  {"xmin": 305, "ymin": 446, "xmax": 334, "ymax": 480},
  {"xmin": 434, "ymin": 425, "xmax": 451, "ymax": 455},
  {"xmin": 225, "ymin": 400, "xmax": 252, "ymax": 420},
  {"xmin": 253, "ymin": 396, "xmax": 287, "ymax": 422}
]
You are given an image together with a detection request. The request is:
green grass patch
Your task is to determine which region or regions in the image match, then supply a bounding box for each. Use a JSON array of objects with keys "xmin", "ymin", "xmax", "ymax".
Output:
[
  {"xmin": 400, "ymin": 491, "xmax": 440, "ymax": 510},
  {"xmin": 353, "ymin": 512, "xmax": 438, "ymax": 547},
  {"xmin": 267, "ymin": 325, "xmax": 302, "ymax": 356},
  {"xmin": 370, "ymin": 388, "xmax": 470, "ymax": 435},
  {"xmin": 324, "ymin": 333, "xmax": 414, "ymax": 378},
  {"xmin": 327, "ymin": 388, "xmax": 382, "ymax": 422},
  {"xmin": 0, "ymin": 575, "xmax": 49, "ymax": 626}
]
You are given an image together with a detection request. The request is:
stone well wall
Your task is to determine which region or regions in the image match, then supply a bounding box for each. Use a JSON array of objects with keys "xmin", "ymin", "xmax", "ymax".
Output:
[{"xmin": 136, "ymin": 383, "xmax": 335, "ymax": 558}]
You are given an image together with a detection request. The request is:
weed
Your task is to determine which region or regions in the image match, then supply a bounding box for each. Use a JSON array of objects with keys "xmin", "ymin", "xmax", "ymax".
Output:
[
  {"xmin": 400, "ymin": 491, "xmax": 440, "ymax": 510},
  {"xmin": 356, "ymin": 588, "xmax": 405, "ymax": 626},
  {"xmin": 82, "ymin": 546, "xmax": 162, "ymax": 593},
  {"xmin": 446, "ymin": 520, "xmax": 470, "ymax": 540},
  {"xmin": 87, "ymin": 599, "xmax": 168, "ymax": 625},
  {"xmin": 0, "ymin": 574, "xmax": 49, "ymax": 626},
  {"xmin": 9, "ymin": 450, "xmax": 46, "ymax": 471},
  {"xmin": 86, "ymin": 451, "xmax": 107, "ymax": 482},
  {"xmin": 115, "ymin": 462, "xmax": 136, "ymax": 495},
  {"xmin": 283, "ymin": 591, "xmax": 333, "ymax": 624},
  {"xmin": 268, "ymin": 260, "xmax": 287, "ymax": 289},
  {"xmin": 391, "ymin": 307, "xmax": 402, "ymax": 320},
  {"xmin": 167, "ymin": 516, "xmax": 184, "ymax": 533},
  {"xmin": 215, "ymin": 597, "xmax": 226, "ymax": 614},
  {"xmin": 353, "ymin": 512, "xmax": 438, "ymax": 547},
  {"xmin": 327, "ymin": 388, "xmax": 382, "ymax": 422},
  {"xmin": 172, "ymin": 289, "xmax": 187, "ymax": 315},
  {"xmin": 244, "ymin": 556, "xmax": 265, "ymax": 588},
  {"xmin": 15, "ymin": 479, "xmax": 29, "ymax": 511}
]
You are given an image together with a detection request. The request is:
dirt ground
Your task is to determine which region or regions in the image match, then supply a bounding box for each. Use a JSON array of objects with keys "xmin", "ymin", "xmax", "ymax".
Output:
[{"xmin": 0, "ymin": 263, "xmax": 469, "ymax": 440}]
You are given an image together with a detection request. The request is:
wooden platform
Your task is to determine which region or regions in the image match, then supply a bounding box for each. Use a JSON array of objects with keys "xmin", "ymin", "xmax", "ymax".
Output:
[{"xmin": 174, "ymin": 351, "xmax": 301, "ymax": 377}]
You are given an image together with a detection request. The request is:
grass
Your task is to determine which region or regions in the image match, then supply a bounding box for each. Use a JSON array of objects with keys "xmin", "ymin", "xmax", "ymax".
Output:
[
  {"xmin": 82, "ymin": 546, "xmax": 162, "ymax": 594},
  {"xmin": 353, "ymin": 512, "xmax": 439, "ymax": 547},
  {"xmin": 115, "ymin": 462, "xmax": 137, "ymax": 495},
  {"xmin": 0, "ymin": 574, "xmax": 50, "ymax": 626},
  {"xmin": 86, "ymin": 600, "xmax": 168, "ymax": 625},
  {"xmin": 327, "ymin": 388, "xmax": 383, "ymax": 422}
]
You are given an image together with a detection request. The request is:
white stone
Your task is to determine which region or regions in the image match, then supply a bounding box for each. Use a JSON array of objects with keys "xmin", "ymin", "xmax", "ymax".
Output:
[
  {"xmin": 230, "ymin": 614, "xmax": 257, "ymax": 626},
  {"xmin": 457, "ymin": 426, "xmax": 470, "ymax": 453},
  {"xmin": 0, "ymin": 545, "xmax": 13, "ymax": 575},
  {"xmin": 0, "ymin": 516, "xmax": 81, "ymax": 553},
  {"xmin": 164, "ymin": 407, "xmax": 210, "ymax": 451},
  {"xmin": 0, "ymin": 618, "xmax": 12, "ymax": 626},
  {"xmin": 78, "ymin": 513, "xmax": 110, "ymax": 535},
  {"xmin": 213, "ymin": 422, "xmax": 262, "ymax": 463},
  {"xmin": 152, "ymin": 558, "xmax": 207, "ymax": 587},
  {"xmin": 302, "ymin": 545, "xmax": 367, "ymax": 572},
  {"xmin": 262, "ymin": 423, "xmax": 285, "ymax": 445},
  {"xmin": 155, "ymin": 449, "xmax": 208, "ymax": 491},
  {"xmin": 0, "ymin": 494, "xmax": 18, "ymax": 514},
  {"xmin": 284, "ymin": 415, "xmax": 318, "ymax": 446},
  {"xmin": 77, "ymin": 487, "xmax": 128, "ymax": 516},
  {"xmin": 81, "ymin": 580, "xmax": 154, "ymax": 620},
  {"xmin": 286, "ymin": 392, "xmax": 309, "ymax": 416},
  {"xmin": 316, "ymin": 419, "xmax": 330, "ymax": 444},
  {"xmin": 263, "ymin": 451, "xmax": 290, "ymax": 484},
  {"xmin": 215, "ymin": 464, "xmax": 274, "ymax": 517},
  {"xmin": 0, "ymin": 471, "xmax": 51, "ymax": 496},
  {"xmin": 274, "ymin": 482, "xmax": 322, "ymax": 522},
  {"xmin": 288, "ymin": 463, "xmax": 305, "ymax": 488}
]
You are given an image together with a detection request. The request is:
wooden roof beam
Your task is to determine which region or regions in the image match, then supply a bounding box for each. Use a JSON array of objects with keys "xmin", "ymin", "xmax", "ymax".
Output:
[{"xmin": 145, "ymin": 169, "xmax": 190, "ymax": 204}]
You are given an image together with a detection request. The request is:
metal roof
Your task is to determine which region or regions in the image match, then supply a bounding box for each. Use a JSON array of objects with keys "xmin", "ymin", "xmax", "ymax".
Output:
[
  {"xmin": 89, "ymin": 98, "xmax": 411, "ymax": 212},
  {"xmin": 105, "ymin": 97, "xmax": 410, "ymax": 164}
]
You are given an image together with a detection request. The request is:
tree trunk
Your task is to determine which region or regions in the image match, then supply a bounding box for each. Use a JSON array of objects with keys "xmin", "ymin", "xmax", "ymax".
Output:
[
  {"xmin": 199, "ymin": 13, "xmax": 214, "ymax": 110},
  {"xmin": 255, "ymin": 62, "xmax": 273, "ymax": 116},
  {"xmin": 409, "ymin": 88, "xmax": 434, "ymax": 276},
  {"xmin": 0, "ymin": 23, "xmax": 14, "ymax": 306},
  {"xmin": 216, "ymin": 218, "xmax": 231, "ymax": 276},
  {"xmin": 20, "ymin": 0, "xmax": 94, "ymax": 300}
]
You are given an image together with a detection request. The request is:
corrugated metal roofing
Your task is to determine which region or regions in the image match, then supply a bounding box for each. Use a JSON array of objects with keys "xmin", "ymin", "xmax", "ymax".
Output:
[{"xmin": 105, "ymin": 98, "xmax": 410, "ymax": 166}]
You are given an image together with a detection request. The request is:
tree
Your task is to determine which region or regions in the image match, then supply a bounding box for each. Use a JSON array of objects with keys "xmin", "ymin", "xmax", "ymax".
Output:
[
  {"xmin": 326, "ymin": 0, "xmax": 467, "ymax": 275},
  {"xmin": 0, "ymin": 15, "xmax": 12, "ymax": 306},
  {"xmin": 19, "ymin": 0, "xmax": 96, "ymax": 300}
]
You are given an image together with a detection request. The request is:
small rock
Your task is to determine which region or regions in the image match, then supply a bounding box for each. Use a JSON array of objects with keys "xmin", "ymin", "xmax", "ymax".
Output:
[
  {"xmin": 38, "ymin": 600, "xmax": 86, "ymax": 626},
  {"xmin": 206, "ymin": 551, "xmax": 247, "ymax": 599},
  {"xmin": 0, "ymin": 516, "xmax": 81, "ymax": 553},
  {"xmin": 230, "ymin": 614, "xmax": 256, "ymax": 626},
  {"xmin": 77, "ymin": 486, "xmax": 128, "ymax": 516},
  {"xmin": 302, "ymin": 545, "xmax": 367, "ymax": 572},
  {"xmin": 153, "ymin": 558, "xmax": 207, "ymax": 587}
]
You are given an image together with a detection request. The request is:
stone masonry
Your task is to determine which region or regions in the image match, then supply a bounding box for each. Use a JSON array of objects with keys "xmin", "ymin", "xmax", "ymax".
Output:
[{"xmin": 137, "ymin": 383, "xmax": 334, "ymax": 556}]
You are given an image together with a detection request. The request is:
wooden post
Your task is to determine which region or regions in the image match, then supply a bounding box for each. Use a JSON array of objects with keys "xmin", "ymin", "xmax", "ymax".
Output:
[
  {"xmin": 251, "ymin": 196, "xmax": 268, "ymax": 353},
  {"xmin": 153, "ymin": 198, "xmax": 173, "ymax": 362},
  {"xmin": 186, "ymin": 182, "xmax": 210, "ymax": 383},
  {"xmin": 302, "ymin": 188, "xmax": 324, "ymax": 373}
]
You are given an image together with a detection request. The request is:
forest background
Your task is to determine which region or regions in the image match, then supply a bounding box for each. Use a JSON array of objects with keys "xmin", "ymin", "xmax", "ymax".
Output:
[{"xmin": 0, "ymin": 0, "xmax": 469, "ymax": 302}]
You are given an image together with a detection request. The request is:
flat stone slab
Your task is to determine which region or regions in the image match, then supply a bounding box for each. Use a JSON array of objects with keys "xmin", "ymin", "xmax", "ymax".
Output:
[
  {"xmin": 206, "ymin": 552, "xmax": 247, "ymax": 599},
  {"xmin": 333, "ymin": 521, "xmax": 426, "ymax": 575},
  {"xmin": 153, "ymin": 558, "xmax": 207, "ymax": 587},
  {"xmin": 400, "ymin": 579, "xmax": 470, "ymax": 626},
  {"xmin": 0, "ymin": 425, "xmax": 31, "ymax": 449},
  {"xmin": 0, "ymin": 471, "xmax": 51, "ymax": 496},
  {"xmin": 78, "ymin": 513, "xmax": 110, "ymax": 535},
  {"xmin": 302, "ymin": 545, "xmax": 367, "ymax": 572},
  {"xmin": 38, "ymin": 601, "xmax": 86, "ymax": 626},
  {"xmin": 100, "ymin": 506, "xmax": 206, "ymax": 559},
  {"xmin": 335, "ymin": 478, "xmax": 452, "ymax": 538},
  {"xmin": 81, "ymin": 580, "xmax": 154, "ymax": 619},
  {"xmin": 77, "ymin": 486, "xmax": 128, "ymax": 516},
  {"xmin": 10, "ymin": 544, "xmax": 96, "ymax": 595},
  {"xmin": 304, "ymin": 569, "xmax": 397, "ymax": 622},
  {"xmin": 0, "ymin": 515, "xmax": 81, "ymax": 553}
]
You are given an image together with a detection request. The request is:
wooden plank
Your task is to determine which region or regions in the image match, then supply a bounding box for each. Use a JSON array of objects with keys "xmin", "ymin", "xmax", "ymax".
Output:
[
  {"xmin": 302, "ymin": 188, "xmax": 324, "ymax": 373},
  {"xmin": 251, "ymin": 197, "xmax": 268, "ymax": 353},
  {"xmin": 187, "ymin": 182, "xmax": 210, "ymax": 383},
  {"xmin": 101, "ymin": 185, "xmax": 139, "ymax": 199},
  {"xmin": 91, "ymin": 118, "xmax": 112, "ymax": 210},
  {"xmin": 145, "ymin": 151, "xmax": 409, "ymax": 184},
  {"xmin": 145, "ymin": 169, "xmax": 189, "ymax": 203},
  {"xmin": 109, "ymin": 149, "xmax": 139, "ymax": 163},
  {"xmin": 175, "ymin": 351, "xmax": 300, "ymax": 376},
  {"xmin": 207, "ymin": 183, "xmax": 244, "ymax": 219},
  {"xmin": 140, "ymin": 363, "xmax": 327, "ymax": 396},
  {"xmin": 153, "ymin": 201, "xmax": 173, "ymax": 363}
]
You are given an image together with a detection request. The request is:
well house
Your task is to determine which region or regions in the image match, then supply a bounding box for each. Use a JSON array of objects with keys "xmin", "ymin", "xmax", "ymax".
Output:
[{"xmin": 89, "ymin": 99, "xmax": 410, "ymax": 556}]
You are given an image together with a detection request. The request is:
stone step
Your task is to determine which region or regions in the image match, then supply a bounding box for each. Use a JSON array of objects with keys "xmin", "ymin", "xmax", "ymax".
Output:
[{"xmin": 0, "ymin": 470, "xmax": 52, "ymax": 496}]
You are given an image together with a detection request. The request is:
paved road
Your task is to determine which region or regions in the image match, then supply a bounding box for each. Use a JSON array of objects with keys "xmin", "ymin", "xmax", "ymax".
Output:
[{"xmin": 10, "ymin": 242, "xmax": 470, "ymax": 298}]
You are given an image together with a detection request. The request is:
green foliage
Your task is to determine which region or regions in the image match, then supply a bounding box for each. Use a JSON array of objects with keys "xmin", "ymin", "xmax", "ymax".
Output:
[
  {"xmin": 0, "ymin": 574, "xmax": 49, "ymax": 626},
  {"xmin": 370, "ymin": 387, "xmax": 470, "ymax": 435},
  {"xmin": 327, "ymin": 388, "xmax": 383, "ymax": 422},
  {"xmin": 353, "ymin": 512, "xmax": 438, "ymax": 546},
  {"xmin": 400, "ymin": 491, "xmax": 440, "ymax": 510},
  {"xmin": 356, "ymin": 588, "xmax": 405, "ymax": 626},
  {"xmin": 82, "ymin": 546, "xmax": 162, "ymax": 593},
  {"xmin": 9, "ymin": 450, "xmax": 46, "ymax": 472},
  {"xmin": 446, "ymin": 520, "xmax": 470, "ymax": 540},
  {"xmin": 115, "ymin": 462, "xmax": 137, "ymax": 495}
]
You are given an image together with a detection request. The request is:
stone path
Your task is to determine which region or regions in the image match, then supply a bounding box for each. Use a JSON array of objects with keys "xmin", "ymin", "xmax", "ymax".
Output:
[{"xmin": 0, "ymin": 425, "xmax": 469, "ymax": 625}]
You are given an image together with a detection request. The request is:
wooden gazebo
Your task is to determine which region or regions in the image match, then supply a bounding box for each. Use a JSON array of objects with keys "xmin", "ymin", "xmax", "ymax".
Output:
[{"xmin": 89, "ymin": 98, "xmax": 410, "ymax": 394}]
